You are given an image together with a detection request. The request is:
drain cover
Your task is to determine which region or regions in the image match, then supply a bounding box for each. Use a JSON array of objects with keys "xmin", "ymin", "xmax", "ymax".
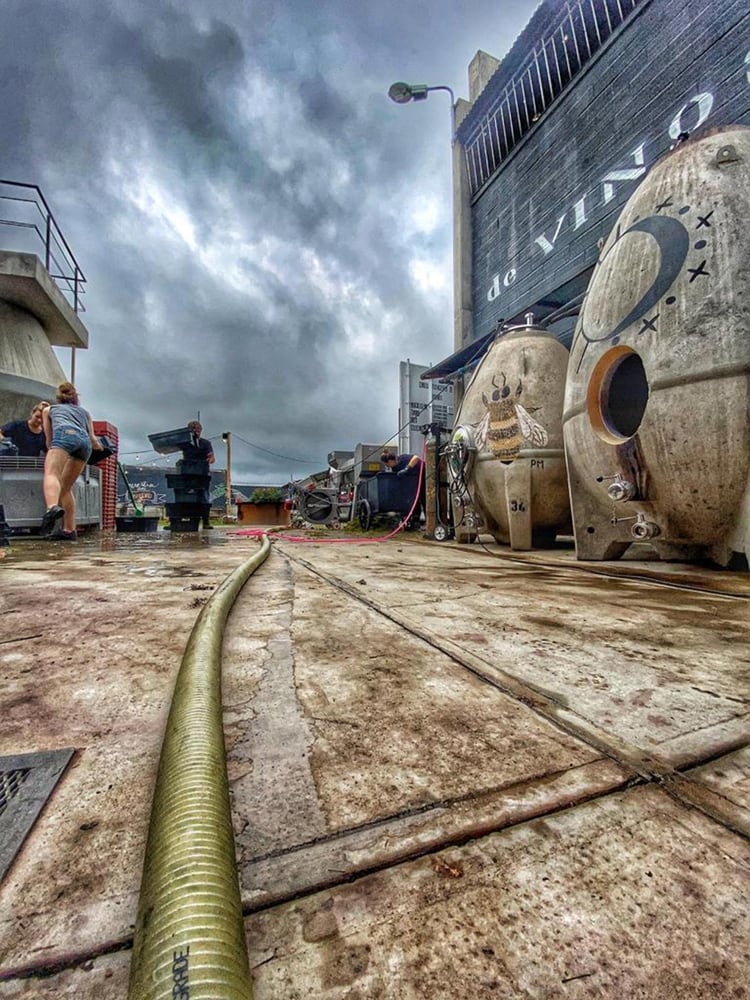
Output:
[{"xmin": 0, "ymin": 749, "xmax": 74, "ymax": 882}]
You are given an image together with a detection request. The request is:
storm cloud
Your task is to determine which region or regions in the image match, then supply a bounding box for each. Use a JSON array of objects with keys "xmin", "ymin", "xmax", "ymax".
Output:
[{"xmin": 2, "ymin": 0, "xmax": 536, "ymax": 480}]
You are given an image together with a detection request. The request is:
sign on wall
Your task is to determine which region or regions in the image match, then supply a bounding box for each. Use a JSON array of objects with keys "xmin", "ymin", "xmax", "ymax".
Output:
[{"xmin": 468, "ymin": 0, "xmax": 750, "ymax": 340}]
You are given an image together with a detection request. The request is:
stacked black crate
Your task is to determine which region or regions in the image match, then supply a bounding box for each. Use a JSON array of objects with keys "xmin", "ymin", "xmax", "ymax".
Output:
[
  {"xmin": 165, "ymin": 460, "xmax": 211, "ymax": 532},
  {"xmin": 147, "ymin": 428, "xmax": 211, "ymax": 533}
]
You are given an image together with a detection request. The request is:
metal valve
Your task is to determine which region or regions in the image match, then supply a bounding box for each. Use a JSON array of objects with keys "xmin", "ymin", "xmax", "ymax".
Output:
[
  {"xmin": 630, "ymin": 513, "xmax": 660, "ymax": 540},
  {"xmin": 607, "ymin": 477, "xmax": 637, "ymax": 502},
  {"xmin": 609, "ymin": 511, "xmax": 660, "ymax": 539}
]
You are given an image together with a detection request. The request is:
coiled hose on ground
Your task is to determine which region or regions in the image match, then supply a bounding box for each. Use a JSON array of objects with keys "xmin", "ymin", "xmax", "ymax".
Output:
[{"xmin": 128, "ymin": 533, "xmax": 271, "ymax": 1000}]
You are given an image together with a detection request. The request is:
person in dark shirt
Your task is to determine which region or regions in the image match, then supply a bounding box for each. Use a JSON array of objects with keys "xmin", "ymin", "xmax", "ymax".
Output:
[
  {"xmin": 180, "ymin": 421, "xmax": 215, "ymax": 467},
  {"xmin": 0, "ymin": 401, "xmax": 49, "ymax": 456},
  {"xmin": 178, "ymin": 421, "xmax": 215, "ymax": 529},
  {"xmin": 381, "ymin": 451, "xmax": 423, "ymax": 477}
]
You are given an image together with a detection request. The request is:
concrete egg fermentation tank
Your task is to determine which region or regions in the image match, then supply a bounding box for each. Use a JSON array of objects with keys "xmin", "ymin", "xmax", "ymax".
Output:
[
  {"xmin": 563, "ymin": 126, "xmax": 750, "ymax": 567},
  {"xmin": 448, "ymin": 319, "xmax": 571, "ymax": 548}
]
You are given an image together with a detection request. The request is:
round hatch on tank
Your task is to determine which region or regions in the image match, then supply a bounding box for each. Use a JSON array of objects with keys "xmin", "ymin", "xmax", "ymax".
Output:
[{"xmin": 586, "ymin": 346, "xmax": 649, "ymax": 444}]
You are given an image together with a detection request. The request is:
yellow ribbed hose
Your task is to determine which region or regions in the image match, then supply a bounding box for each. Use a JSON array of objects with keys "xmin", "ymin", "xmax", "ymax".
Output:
[{"xmin": 128, "ymin": 534, "xmax": 271, "ymax": 1000}]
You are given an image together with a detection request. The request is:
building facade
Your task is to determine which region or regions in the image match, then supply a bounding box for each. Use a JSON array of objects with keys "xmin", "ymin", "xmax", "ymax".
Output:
[
  {"xmin": 428, "ymin": 0, "xmax": 750, "ymax": 379},
  {"xmin": 398, "ymin": 360, "xmax": 455, "ymax": 455}
]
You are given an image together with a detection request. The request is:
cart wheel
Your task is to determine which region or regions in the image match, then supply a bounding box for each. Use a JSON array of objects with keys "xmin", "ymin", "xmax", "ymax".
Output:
[
  {"xmin": 433, "ymin": 524, "xmax": 449, "ymax": 542},
  {"xmin": 358, "ymin": 499, "xmax": 372, "ymax": 531}
]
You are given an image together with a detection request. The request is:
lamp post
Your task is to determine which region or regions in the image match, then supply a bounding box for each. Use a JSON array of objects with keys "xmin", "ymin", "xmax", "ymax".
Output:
[
  {"xmin": 388, "ymin": 76, "xmax": 470, "ymax": 357},
  {"xmin": 387, "ymin": 81, "xmax": 456, "ymax": 136},
  {"xmin": 388, "ymin": 79, "xmax": 459, "ymax": 541},
  {"xmin": 222, "ymin": 431, "xmax": 231, "ymax": 520}
]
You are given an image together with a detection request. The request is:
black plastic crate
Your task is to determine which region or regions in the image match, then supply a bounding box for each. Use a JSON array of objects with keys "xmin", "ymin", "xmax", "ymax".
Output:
[
  {"xmin": 166, "ymin": 473, "xmax": 210, "ymax": 489},
  {"xmin": 176, "ymin": 459, "xmax": 211, "ymax": 476},
  {"xmin": 115, "ymin": 516, "xmax": 160, "ymax": 533},
  {"xmin": 171, "ymin": 489, "xmax": 209, "ymax": 504},
  {"xmin": 87, "ymin": 435, "xmax": 117, "ymax": 466},
  {"xmin": 148, "ymin": 427, "xmax": 192, "ymax": 454},
  {"xmin": 165, "ymin": 515, "xmax": 200, "ymax": 532},
  {"xmin": 165, "ymin": 501, "xmax": 210, "ymax": 517}
]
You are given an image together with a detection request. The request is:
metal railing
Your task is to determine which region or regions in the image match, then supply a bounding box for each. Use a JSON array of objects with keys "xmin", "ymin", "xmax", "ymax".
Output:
[
  {"xmin": 462, "ymin": 0, "xmax": 643, "ymax": 195},
  {"xmin": 0, "ymin": 179, "xmax": 86, "ymax": 313}
]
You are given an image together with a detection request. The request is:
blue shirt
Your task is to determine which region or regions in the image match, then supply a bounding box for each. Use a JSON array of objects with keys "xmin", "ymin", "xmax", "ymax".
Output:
[{"xmin": 0, "ymin": 419, "xmax": 46, "ymax": 456}]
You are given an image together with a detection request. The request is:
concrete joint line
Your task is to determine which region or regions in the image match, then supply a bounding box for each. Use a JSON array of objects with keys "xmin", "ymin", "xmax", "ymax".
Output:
[
  {"xmin": 239, "ymin": 760, "xmax": 633, "ymax": 916},
  {"xmin": 283, "ymin": 551, "xmax": 750, "ymax": 843}
]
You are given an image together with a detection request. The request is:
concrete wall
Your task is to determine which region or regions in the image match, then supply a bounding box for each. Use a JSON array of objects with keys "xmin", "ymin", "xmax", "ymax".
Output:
[{"xmin": 0, "ymin": 300, "xmax": 67, "ymax": 424}]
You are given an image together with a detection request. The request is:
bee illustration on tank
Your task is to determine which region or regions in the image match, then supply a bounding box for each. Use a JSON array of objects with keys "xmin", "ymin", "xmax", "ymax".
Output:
[{"xmin": 475, "ymin": 373, "xmax": 548, "ymax": 460}]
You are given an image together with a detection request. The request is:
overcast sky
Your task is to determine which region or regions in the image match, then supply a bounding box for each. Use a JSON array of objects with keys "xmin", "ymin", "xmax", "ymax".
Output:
[{"xmin": 3, "ymin": 0, "xmax": 538, "ymax": 482}]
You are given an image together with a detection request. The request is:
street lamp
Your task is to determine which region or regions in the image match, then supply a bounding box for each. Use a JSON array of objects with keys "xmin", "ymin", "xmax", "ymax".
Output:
[
  {"xmin": 388, "ymin": 78, "xmax": 460, "ymax": 540},
  {"xmin": 222, "ymin": 431, "xmax": 231, "ymax": 520},
  {"xmin": 388, "ymin": 81, "xmax": 456, "ymax": 135}
]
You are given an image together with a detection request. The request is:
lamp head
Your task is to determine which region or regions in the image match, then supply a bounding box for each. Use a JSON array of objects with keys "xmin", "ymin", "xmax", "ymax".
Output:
[{"xmin": 388, "ymin": 82, "xmax": 429, "ymax": 104}]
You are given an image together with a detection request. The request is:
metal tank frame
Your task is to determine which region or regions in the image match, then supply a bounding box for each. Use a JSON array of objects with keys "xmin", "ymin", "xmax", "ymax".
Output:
[{"xmin": 0, "ymin": 456, "xmax": 101, "ymax": 532}]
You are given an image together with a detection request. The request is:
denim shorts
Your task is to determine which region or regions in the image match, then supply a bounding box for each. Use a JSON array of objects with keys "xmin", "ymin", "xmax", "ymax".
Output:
[{"xmin": 51, "ymin": 428, "xmax": 91, "ymax": 462}]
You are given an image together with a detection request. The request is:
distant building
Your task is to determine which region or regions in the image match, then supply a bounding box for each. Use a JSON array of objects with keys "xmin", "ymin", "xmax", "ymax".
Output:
[
  {"xmin": 117, "ymin": 465, "xmax": 282, "ymax": 510},
  {"xmin": 398, "ymin": 360, "xmax": 454, "ymax": 455}
]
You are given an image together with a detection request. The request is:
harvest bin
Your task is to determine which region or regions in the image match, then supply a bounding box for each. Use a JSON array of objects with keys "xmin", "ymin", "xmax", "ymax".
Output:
[
  {"xmin": 115, "ymin": 516, "xmax": 160, "ymax": 533},
  {"xmin": 147, "ymin": 427, "xmax": 192, "ymax": 454},
  {"xmin": 166, "ymin": 472, "xmax": 210, "ymax": 504},
  {"xmin": 165, "ymin": 502, "xmax": 206, "ymax": 532}
]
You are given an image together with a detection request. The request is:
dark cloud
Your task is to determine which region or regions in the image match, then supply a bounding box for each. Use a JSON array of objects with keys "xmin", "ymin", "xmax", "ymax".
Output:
[{"xmin": 2, "ymin": 0, "xmax": 538, "ymax": 480}]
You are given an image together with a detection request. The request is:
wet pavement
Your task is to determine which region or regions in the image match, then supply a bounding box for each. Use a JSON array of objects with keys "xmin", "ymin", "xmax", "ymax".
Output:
[{"xmin": 0, "ymin": 525, "xmax": 748, "ymax": 997}]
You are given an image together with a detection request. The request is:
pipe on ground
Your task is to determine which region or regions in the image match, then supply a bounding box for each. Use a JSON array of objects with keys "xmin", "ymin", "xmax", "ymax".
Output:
[{"xmin": 128, "ymin": 534, "xmax": 271, "ymax": 1000}]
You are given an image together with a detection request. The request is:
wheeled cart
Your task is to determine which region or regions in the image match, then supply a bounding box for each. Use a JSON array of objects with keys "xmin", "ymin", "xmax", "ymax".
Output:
[{"xmin": 356, "ymin": 471, "xmax": 421, "ymax": 531}]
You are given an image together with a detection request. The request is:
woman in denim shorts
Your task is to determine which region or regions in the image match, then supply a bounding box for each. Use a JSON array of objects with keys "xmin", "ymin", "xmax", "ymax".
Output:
[{"xmin": 40, "ymin": 382, "xmax": 104, "ymax": 541}]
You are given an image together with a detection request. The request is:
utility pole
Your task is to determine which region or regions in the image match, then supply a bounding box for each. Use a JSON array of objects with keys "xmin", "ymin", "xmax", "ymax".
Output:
[{"xmin": 222, "ymin": 432, "xmax": 231, "ymax": 520}]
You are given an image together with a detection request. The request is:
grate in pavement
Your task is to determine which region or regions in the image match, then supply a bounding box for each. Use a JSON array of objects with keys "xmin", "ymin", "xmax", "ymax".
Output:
[{"xmin": 0, "ymin": 749, "xmax": 74, "ymax": 882}]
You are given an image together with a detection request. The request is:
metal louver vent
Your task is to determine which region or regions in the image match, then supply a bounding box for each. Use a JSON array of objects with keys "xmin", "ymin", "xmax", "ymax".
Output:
[
  {"xmin": 0, "ymin": 768, "xmax": 30, "ymax": 815},
  {"xmin": 0, "ymin": 749, "xmax": 74, "ymax": 882}
]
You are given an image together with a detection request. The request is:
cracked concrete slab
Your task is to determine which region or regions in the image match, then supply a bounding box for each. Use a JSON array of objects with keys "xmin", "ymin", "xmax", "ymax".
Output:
[{"xmin": 245, "ymin": 784, "xmax": 750, "ymax": 999}]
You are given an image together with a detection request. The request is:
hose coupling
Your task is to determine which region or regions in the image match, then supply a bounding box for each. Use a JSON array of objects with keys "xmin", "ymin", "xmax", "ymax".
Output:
[{"xmin": 631, "ymin": 513, "xmax": 660, "ymax": 540}]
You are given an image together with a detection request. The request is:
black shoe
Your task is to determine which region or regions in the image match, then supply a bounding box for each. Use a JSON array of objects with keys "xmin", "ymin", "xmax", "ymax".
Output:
[
  {"xmin": 40, "ymin": 505, "xmax": 64, "ymax": 535},
  {"xmin": 203, "ymin": 524, "xmax": 214, "ymax": 529}
]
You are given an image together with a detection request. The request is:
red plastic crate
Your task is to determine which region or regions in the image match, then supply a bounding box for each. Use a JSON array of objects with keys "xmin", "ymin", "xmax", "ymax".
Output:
[{"xmin": 94, "ymin": 420, "xmax": 119, "ymax": 530}]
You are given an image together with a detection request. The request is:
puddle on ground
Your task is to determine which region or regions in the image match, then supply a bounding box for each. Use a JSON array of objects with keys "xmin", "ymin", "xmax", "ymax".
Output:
[{"xmin": 2, "ymin": 529, "xmax": 228, "ymax": 564}]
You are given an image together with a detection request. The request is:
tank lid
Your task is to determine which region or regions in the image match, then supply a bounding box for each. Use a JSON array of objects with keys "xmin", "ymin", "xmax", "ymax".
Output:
[
  {"xmin": 501, "ymin": 321, "xmax": 555, "ymax": 340},
  {"xmin": 500, "ymin": 311, "xmax": 554, "ymax": 340}
]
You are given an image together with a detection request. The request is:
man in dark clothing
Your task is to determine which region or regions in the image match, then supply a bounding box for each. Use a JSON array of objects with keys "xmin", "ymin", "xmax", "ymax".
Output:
[
  {"xmin": 0, "ymin": 402, "xmax": 49, "ymax": 456},
  {"xmin": 178, "ymin": 421, "xmax": 215, "ymax": 529},
  {"xmin": 180, "ymin": 421, "xmax": 215, "ymax": 468}
]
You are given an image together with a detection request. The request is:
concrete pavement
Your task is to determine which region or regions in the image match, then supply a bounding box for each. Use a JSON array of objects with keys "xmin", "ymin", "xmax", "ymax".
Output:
[{"xmin": 0, "ymin": 527, "xmax": 747, "ymax": 997}]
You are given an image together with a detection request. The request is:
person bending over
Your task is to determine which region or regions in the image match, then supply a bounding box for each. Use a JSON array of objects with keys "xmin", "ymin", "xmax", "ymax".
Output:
[
  {"xmin": 40, "ymin": 384, "xmax": 103, "ymax": 541},
  {"xmin": 0, "ymin": 401, "xmax": 49, "ymax": 456},
  {"xmin": 380, "ymin": 452, "xmax": 423, "ymax": 477}
]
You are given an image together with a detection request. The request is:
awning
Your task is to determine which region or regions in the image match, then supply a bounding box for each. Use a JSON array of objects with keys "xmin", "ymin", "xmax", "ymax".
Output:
[
  {"xmin": 420, "ymin": 329, "xmax": 498, "ymax": 380},
  {"xmin": 422, "ymin": 276, "xmax": 592, "ymax": 381}
]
